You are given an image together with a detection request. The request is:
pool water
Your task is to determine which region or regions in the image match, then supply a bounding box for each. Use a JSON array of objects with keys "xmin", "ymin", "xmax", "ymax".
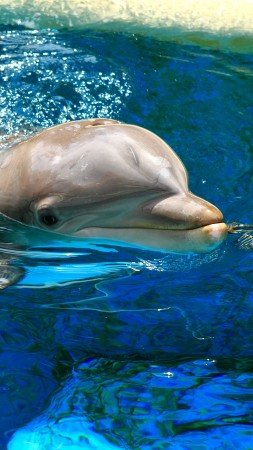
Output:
[{"xmin": 0, "ymin": 24, "xmax": 253, "ymax": 449}]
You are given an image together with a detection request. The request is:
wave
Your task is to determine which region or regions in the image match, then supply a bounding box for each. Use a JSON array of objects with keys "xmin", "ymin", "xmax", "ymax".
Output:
[{"xmin": 0, "ymin": 0, "xmax": 253, "ymax": 52}]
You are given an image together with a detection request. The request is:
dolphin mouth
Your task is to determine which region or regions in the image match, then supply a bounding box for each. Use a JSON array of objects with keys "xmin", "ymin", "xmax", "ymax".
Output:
[
  {"xmin": 73, "ymin": 222, "xmax": 227, "ymax": 254},
  {"xmin": 70, "ymin": 192, "xmax": 226, "ymax": 253}
]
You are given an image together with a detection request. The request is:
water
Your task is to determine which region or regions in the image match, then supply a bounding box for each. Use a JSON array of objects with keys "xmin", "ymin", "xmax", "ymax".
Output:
[{"xmin": 0, "ymin": 21, "xmax": 253, "ymax": 450}]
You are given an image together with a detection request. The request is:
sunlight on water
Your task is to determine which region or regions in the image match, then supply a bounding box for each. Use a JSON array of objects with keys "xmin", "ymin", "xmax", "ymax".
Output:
[{"xmin": 0, "ymin": 28, "xmax": 131, "ymax": 141}]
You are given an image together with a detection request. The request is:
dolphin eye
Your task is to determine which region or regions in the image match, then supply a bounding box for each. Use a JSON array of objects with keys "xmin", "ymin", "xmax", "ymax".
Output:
[{"xmin": 39, "ymin": 212, "xmax": 58, "ymax": 227}]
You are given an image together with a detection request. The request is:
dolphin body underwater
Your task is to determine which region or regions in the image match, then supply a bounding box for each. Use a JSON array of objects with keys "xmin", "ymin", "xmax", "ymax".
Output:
[{"xmin": 0, "ymin": 118, "xmax": 228, "ymax": 288}]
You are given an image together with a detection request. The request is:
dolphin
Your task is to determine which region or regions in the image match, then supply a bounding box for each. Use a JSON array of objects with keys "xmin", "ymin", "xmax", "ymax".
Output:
[{"xmin": 0, "ymin": 118, "xmax": 227, "ymax": 259}]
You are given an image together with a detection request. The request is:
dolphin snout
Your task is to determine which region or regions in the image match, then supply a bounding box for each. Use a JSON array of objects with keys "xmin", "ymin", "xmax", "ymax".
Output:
[{"xmin": 148, "ymin": 193, "xmax": 224, "ymax": 230}]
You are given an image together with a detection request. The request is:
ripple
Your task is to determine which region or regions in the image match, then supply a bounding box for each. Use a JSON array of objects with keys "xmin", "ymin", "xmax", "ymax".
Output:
[{"xmin": 7, "ymin": 357, "xmax": 253, "ymax": 449}]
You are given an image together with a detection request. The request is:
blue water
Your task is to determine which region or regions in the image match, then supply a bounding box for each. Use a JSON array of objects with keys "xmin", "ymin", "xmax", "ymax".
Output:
[{"xmin": 0, "ymin": 25, "xmax": 253, "ymax": 449}]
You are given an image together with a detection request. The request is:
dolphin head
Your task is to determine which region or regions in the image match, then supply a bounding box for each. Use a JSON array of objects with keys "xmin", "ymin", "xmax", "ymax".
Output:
[{"xmin": 0, "ymin": 119, "xmax": 227, "ymax": 253}]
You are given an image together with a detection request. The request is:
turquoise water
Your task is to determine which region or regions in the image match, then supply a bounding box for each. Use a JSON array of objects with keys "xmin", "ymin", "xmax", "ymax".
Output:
[{"xmin": 0, "ymin": 25, "xmax": 253, "ymax": 449}]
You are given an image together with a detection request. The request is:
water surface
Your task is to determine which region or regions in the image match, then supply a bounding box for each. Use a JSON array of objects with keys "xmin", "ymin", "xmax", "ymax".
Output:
[{"xmin": 0, "ymin": 24, "xmax": 253, "ymax": 449}]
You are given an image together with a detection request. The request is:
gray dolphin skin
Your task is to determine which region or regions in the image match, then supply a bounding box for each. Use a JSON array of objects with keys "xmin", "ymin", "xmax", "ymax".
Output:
[{"xmin": 0, "ymin": 118, "xmax": 227, "ymax": 254}]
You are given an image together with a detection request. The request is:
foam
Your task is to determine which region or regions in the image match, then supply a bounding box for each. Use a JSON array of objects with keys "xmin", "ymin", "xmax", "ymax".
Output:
[{"xmin": 0, "ymin": 0, "xmax": 253, "ymax": 34}]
